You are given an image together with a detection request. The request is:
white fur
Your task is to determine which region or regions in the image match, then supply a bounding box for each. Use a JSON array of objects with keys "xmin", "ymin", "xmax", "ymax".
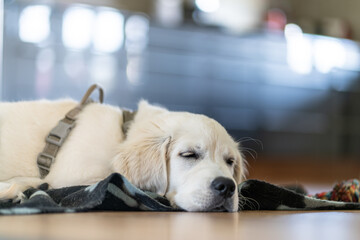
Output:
[{"xmin": 0, "ymin": 99, "xmax": 245, "ymax": 211}]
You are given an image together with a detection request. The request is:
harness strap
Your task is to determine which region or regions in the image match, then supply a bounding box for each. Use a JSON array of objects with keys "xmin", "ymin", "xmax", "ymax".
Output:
[
  {"xmin": 122, "ymin": 110, "xmax": 137, "ymax": 137},
  {"xmin": 37, "ymin": 84, "xmax": 104, "ymax": 179}
]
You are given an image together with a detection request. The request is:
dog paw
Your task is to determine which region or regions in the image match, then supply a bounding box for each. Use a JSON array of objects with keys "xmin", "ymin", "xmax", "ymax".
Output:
[
  {"xmin": 0, "ymin": 183, "xmax": 26, "ymax": 202},
  {"xmin": 13, "ymin": 192, "xmax": 27, "ymax": 203},
  {"xmin": 0, "ymin": 182, "xmax": 12, "ymax": 200}
]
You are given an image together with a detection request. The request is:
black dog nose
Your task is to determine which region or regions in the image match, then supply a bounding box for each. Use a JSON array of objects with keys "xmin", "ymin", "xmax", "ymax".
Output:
[{"xmin": 210, "ymin": 177, "xmax": 236, "ymax": 198}]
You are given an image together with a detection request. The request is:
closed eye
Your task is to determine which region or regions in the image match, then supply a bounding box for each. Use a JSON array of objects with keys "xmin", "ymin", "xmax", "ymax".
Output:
[
  {"xmin": 179, "ymin": 151, "xmax": 199, "ymax": 159},
  {"xmin": 226, "ymin": 158, "xmax": 235, "ymax": 166}
]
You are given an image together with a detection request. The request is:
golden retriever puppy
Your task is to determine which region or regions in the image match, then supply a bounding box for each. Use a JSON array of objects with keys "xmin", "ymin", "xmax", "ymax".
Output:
[{"xmin": 0, "ymin": 100, "xmax": 246, "ymax": 212}]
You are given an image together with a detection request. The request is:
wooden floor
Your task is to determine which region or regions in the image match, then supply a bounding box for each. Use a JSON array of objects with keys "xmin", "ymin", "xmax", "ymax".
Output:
[
  {"xmin": 1, "ymin": 211, "xmax": 360, "ymax": 240},
  {"xmin": 1, "ymin": 157, "xmax": 360, "ymax": 240}
]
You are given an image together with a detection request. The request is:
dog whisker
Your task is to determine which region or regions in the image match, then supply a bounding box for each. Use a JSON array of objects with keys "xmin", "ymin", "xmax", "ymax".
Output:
[
  {"xmin": 241, "ymin": 147, "xmax": 258, "ymax": 160},
  {"xmin": 238, "ymin": 137, "xmax": 264, "ymax": 150},
  {"xmin": 238, "ymin": 194, "xmax": 260, "ymax": 210}
]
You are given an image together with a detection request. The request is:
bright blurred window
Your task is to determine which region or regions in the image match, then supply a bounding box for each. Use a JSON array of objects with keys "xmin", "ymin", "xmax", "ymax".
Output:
[
  {"xmin": 62, "ymin": 6, "xmax": 95, "ymax": 50},
  {"xmin": 19, "ymin": 5, "xmax": 51, "ymax": 43},
  {"xmin": 314, "ymin": 38, "xmax": 346, "ymax": 73},
  {"xmin": 285, "ymin": 23, "xmax": 349, "ymax": 75},
  {"xmin": 93, "ymin": 10, "xmax": 124, "ymax": 53},
  {"xmin": 195, "ymin": 0, "xmax": 220, "ymax": 13},
  {"xmin": 285, "ymin": 23, "xmax": 312, "ymax": 75},
  {"xmin": 125, "ymin": 15, "xmax": 149, "ymax": 52}
]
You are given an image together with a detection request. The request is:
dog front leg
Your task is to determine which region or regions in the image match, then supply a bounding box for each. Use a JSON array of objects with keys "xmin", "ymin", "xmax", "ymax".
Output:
[{"xmin": 0, "ymin": 177, "xmax": 44, "ymax": 203}]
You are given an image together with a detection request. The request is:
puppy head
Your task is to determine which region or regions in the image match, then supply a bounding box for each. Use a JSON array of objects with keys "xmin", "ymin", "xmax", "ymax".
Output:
[
  {"xmin": 164, "ymin": 113, "xmax": 246, "ymax": 212},
  {"xmin": 113, "ymin": 101, "xmax": 246, "ymax": 212}
]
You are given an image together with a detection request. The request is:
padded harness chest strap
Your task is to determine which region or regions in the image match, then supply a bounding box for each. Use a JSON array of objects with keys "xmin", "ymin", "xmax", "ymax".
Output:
[{"xmin": 37, "ymin": 84, "xmax": 104, "ymax": 179}]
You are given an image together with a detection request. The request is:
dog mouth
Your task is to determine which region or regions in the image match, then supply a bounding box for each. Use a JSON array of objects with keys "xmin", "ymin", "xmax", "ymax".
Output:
[
  {"xmin": 204, "ymin": 198, "xmax": 236, "ymax": 212},
  {"xmin": 211, "ymin": 201, "xmax": 235, "ymax": 212},
  {"xmin": 209, "ymin": 199, "xmax": 226, "ymax": 211},
  {"xmin": 172, "ymin": 198, "xmax": 233, "ymax": 212},
  {"xmin": 211, "ymin": 206, "xmax": 227, "ymax": 212}
]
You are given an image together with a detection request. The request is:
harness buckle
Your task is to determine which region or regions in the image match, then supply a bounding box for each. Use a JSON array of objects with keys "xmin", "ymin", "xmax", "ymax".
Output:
[
  {"xmin": 37, "ymin": 152, "xmax": 54, "ymax": 171},
  {"xmin": 46, "ymin": 120, "xmax": 75, "ymax": 146}
]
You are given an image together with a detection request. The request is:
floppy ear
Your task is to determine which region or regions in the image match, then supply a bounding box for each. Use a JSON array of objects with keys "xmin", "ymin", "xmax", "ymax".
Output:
[
  {"xmin": 112, "ymin": 103, "xmax": 172, "ymax": 195},
  {"xmin": 234, "ymin": 149, "xmax": 247, "ymax": 184},
  {"xmin": 155, "ymin": 136, "xmax": 172, "ymax": 195},
  {"xmin": 113, "ymin": 134, "xmax": 171, "ymax": 196}
]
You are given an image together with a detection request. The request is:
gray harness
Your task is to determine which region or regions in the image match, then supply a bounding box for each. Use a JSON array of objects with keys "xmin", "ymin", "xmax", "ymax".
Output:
[{"xmin": 37, "ymin": 84, "xmax": 136, "ymax": 179}]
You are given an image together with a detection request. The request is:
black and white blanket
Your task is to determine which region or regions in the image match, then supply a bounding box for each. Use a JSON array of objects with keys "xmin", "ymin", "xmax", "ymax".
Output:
[{"xmin": 1, "ymin": 173, "xmax": 360, "ymax": 215}]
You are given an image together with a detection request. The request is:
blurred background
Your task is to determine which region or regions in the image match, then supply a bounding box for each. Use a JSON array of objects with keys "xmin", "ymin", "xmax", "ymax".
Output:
[{"xmin": 1, "ymin": 0, "xmax": 360, "ymax": 166}]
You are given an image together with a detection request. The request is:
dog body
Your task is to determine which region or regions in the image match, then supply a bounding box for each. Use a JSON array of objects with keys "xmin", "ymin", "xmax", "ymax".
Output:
[{"xmin": 0, "ymin": 100, "xmax": 245, "ymax": 211}]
